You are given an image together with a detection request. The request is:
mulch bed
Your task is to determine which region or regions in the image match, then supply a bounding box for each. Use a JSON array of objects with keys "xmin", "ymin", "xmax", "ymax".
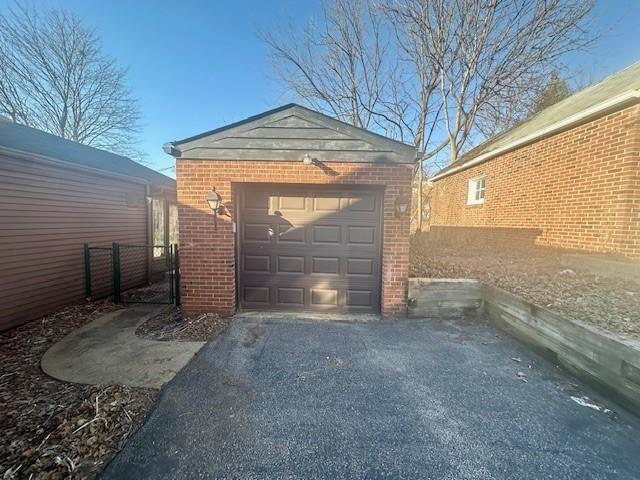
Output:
[
  {"xmin": 135, "ymin": 307, "xmax": 231, "ymax": 342},
  {"xmin": 410, "ymin": 234, "xmax": 640, "ymax": 339},
  {"xmin": 0, "ymin": 301, "xmax": 157, "ymax": 480}
]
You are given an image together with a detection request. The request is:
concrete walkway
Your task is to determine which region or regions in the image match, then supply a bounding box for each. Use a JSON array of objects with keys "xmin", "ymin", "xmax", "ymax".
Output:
[{"xmin": 41, "ymin": 305, "xmax": 204, "ymax": 389}]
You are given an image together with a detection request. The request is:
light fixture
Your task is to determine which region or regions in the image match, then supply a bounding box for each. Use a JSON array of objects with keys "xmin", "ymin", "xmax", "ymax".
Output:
[
  {"xmin": 206, "ymin": 187, "xmax": 223, "ymax": 215},
  {"xmin": 394, "ymin": 190, "xmax": 410, "ymax": 217},
  {"xmin": 302, "ymin": 153, "xmax": 314, "ymax": 165}
]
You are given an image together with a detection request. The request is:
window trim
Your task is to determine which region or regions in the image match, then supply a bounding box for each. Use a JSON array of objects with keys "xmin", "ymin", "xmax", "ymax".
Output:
[{"xmin": 467, "ymin": 175, "xmax": 486, "ymax": 206}]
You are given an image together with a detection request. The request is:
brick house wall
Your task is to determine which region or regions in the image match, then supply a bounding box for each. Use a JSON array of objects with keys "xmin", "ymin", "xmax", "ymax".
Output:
[
  {"xmin": 429, "ymin": 104, "xmax": 640, "ymax": 258},
  {"xmin": 176, "ymin": 160, "xmax": 414, "ymax": 316}
]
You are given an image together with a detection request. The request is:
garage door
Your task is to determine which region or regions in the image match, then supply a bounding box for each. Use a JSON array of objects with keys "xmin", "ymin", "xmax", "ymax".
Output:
[{"xmin": 238, "ymin": 184, "xmax": 383, "ymax": 313}]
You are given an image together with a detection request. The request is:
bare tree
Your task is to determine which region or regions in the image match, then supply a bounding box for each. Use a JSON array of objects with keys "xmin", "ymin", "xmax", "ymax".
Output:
[
  {"xmin": 261, "ymin": 0, "xmax": 390, "ymax": 130},
  {"xmin": 527, "ymin": 69, "xmax": 573, "ymax": 117},
  {"xmin": 263, "ymin": 0, "xmax": 595, "ymax": 229},
  {"xmin": 0, "ymin": 3, "xmax": 142, "ymax": 159}
]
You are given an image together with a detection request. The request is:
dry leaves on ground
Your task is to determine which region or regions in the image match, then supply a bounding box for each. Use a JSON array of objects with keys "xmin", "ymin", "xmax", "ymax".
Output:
[
  {"xmin": 410, "ymin": 234, "xmax": 640, "ymax": 339},
  {"xmin": 136, "ymin": 307, "xmax": 231, "ymax": 342},
  {"xmin": 0, "ymin": 301, "xmax": 156, "ymax": 480}
]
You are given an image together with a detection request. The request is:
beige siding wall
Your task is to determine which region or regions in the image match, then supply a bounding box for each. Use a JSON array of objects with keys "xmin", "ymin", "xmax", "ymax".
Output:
[{"xmin": 0, "ymin": 152, "xmax": 148, "ymax": 330}]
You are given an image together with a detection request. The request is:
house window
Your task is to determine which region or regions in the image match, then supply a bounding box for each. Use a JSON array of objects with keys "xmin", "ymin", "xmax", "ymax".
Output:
[
  {"xmin": 467, "ymin": 176, "xmax": 486, "ymax": 205},
  {"xmin": 152, "ymin": 198, "xmax": 165, "ymax": 257}
]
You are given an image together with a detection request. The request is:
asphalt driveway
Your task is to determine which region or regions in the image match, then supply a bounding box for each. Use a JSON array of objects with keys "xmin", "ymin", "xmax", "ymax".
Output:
[{"xmin": 101, "ymin": 316, "xmax": 640, "ymax": 479}]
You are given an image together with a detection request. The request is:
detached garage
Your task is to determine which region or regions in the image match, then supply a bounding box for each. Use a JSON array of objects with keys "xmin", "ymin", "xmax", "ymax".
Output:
[{"xmin": 166, "ymin": 104, "xmax": 416, "ymax": 316}]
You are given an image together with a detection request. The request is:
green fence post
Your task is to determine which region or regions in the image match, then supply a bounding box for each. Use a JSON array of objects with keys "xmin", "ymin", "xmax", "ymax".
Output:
[
  {"xmin": 112, "ymin": 242, "xmax": 121, "ymax": 303},
  {"xmin": 174, "ymin": 244, "xmax": 181, "ymax": 306},
  {"xmin": 84, "ymin": 243, "xmax": 92, "ymax": 301}
]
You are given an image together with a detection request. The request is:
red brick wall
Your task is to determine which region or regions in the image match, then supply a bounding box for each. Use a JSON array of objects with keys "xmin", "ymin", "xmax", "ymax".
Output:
[
  {"xmin": 430, "ymin": 104, "xmax": 640, "ymax": 258},
  {"xmin": 176, "ymin": 160, "xmax": 414, "ymax": 316}
]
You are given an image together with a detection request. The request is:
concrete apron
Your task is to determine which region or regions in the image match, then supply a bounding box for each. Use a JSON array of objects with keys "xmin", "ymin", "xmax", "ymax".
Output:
[
  {"xmin": 234, "ymin": 311, "xmax": 383, "ymax": 323},
  {"xmin": 41, "ymin": 305, "xmax": 204, "ymax": 389}
]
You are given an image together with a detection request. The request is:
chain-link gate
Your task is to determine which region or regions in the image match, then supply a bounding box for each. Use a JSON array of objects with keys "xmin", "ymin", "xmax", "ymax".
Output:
[
  {"xmin": 84, "ymin": 243, "xmax": 180, "ymax": 305},
  {"xmin": 84, "ymin": 246, "xmax": 112, "ymax": 300}
]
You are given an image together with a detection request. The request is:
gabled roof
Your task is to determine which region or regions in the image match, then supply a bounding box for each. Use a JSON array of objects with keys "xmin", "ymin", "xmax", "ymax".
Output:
[
  {"xmin": 0, "ymin": 118, "xmax": 175, "ymax": 188},
  {"xmin": 166, "ymin": 103, "xmax": 417, "ymax": 164},
  {"xmin": 431, "ymin": 61, "xmax": 640, "ymax": 181}
]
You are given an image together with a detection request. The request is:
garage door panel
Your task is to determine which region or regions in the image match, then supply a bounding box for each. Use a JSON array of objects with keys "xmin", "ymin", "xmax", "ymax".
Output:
[
  {"xmin": 243, "ymin": 255, "xmax": 271, "ymax": 273},
  {"xmin": 243, "ymin": 223, "xmax": 272, "ymax": 242},
  {"xmin": 346, "ymin": 258, "xmax": 375, "ymax": 276},
  {"xmin": 311, "ymin": 288, "xmax": 338, "ymax": 306},
  {"xmin": 312, "ymin": 225, "xmax": 341, "ymax": 244},
  {"xmin": 244, "ymin": 276, "xmax": 376, "ymax": 287},
  {"xmin": 346, "ymin": 290, "xmax": 373, "ymax": 307},
  {"xmin": 277, "ymin": 287, "xmax": 304, "ymax": 306},
  {"xmin": 239, "ymin": 185, "xmax": 382, "ymax": 313},
  {"xmin": 243, "ymin": 286, "xmax": 270, "ymax": 304},
  {"xmin": 243, "ymin": 191, "xmax": 271, "ymax": 211},
  {"xmin": 348, "ymin": 194, "xmax": 377, "ymax": 211},
  {"xmin": 312, "ymin": 196, "xmax": 342, "ymax": 211},
  {"xmin": 347, "ymin": 226, "xmax": 376, "ymax": 245},
  {"xmin": 277, "ymin": 256, "xmax": 305, "ymax": 273},
  {"xmin": 312, "ymin": 257, "xmax": 340, "ymax": 274},
  {"xmin": 277, "ymin": 195, "xmax": 306, "ymax": 211},
  {"xmin": 277, "ymin": 224, "xmax": 305, "ymax": 242}
]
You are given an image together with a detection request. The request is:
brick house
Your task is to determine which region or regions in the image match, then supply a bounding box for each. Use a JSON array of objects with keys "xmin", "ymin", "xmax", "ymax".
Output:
[
  {"xmin": 165, "ymin": 104, "xmax": 417, "ymax": 316},
  {"xmin": 429, "ymin": 62, "xmax": 640, "ymax": 259}
]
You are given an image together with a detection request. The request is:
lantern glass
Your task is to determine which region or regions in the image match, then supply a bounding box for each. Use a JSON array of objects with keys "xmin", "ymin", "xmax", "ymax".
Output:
[
  {"xmin": 206, "ymin": 190, "xmax": 222, "ymax": 212},
  {"xmin": 394, "ymin": 194, "xmax": 409, "ymax": 217}
]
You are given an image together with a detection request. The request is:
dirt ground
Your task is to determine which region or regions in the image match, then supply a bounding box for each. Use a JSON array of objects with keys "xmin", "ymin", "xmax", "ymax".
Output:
[
  {"xmin": 0, "ymin": 301, "xmax": 157, "ymax": 479},
  {"xmin": 135, "ymin": 307, "xmax": 231, "ymax": 342},
  {"xmin": 410, "ymin": 234, "xmax": 640, "ymax": 339}
]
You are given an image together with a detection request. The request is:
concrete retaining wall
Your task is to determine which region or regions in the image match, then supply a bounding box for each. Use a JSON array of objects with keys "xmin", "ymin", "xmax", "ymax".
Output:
[{"xmin": 408, "ymin": 278, "xmax": 640, "ymax": 416}]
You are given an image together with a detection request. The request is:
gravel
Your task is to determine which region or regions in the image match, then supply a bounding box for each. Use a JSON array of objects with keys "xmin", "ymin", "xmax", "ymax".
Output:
[
  {"xmin": 135, "ymin": 307, "xmax": 231, "ymax": 342},
  {"xmin": 410, "ymin": 234, "xmax": 640, "ymax": 339},
  {"xmin": 0, "ymin": 301, "xmax": 157, "ymax": 480}
]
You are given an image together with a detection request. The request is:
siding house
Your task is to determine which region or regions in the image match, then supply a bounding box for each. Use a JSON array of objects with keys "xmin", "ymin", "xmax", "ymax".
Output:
[
  {"xmin": 429, "ymin": 62, "xmax": 640, "ymax": 259},
  {"xmin": 1, "ymin": 119, "xmax": 177, "ymax": 330}
]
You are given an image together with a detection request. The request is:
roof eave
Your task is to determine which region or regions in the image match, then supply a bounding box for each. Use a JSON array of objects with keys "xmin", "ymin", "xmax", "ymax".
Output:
[{"xmin": 430, "ymin": 89, "xmax": 640, "ymax": 182}]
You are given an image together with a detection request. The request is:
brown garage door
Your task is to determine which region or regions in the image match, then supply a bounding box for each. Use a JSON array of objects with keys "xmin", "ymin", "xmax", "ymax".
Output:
[{"xmin": 237, "ymin": 184, "xmax": 383, "ymax": 313}]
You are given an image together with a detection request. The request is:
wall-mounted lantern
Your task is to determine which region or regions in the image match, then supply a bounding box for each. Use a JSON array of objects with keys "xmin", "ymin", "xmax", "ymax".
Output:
[
  {"xmin": 206, "ymin": 187, "xmax": 224, "ymax": 215},
  {"xmin": 302, "ymin": 153, "xmax": 314, "ymax": 165},
  {"xmin": 394, "ymin": 190, "xmax": 410, "ymax": 218}
]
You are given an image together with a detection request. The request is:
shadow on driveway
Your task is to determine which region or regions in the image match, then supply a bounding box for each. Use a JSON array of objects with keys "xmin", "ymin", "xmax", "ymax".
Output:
[{"xmin": 100, "ymin": 316, "xmax": 640, "ymax": 479}]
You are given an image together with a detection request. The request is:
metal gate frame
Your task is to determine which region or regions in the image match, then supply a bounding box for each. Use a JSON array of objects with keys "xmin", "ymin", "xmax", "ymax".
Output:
[{"xmin": 84, "ymin": 242, "xmax": 180, "ymax": 306}]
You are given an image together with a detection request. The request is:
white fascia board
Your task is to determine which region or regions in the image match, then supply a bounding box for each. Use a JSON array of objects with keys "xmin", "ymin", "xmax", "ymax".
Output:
[{"xmin": 430, "ymin": 89, "xmax": 640, "ymax": 182}]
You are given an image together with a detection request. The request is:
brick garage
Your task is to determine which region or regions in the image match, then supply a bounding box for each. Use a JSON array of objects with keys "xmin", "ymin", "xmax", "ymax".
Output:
[
  {"xmin": 166, "ymin": 105, "xmax": 416, "ymax": 316},
  {"xmin": 429, "ymin": 63, "xmax": 640, "ymax": 259}
]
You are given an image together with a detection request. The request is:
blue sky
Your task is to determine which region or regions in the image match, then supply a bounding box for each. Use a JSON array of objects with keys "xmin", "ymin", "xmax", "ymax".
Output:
[{"xmin": 5, "ymin": 0, "xmax": 640, "ymax": 175}]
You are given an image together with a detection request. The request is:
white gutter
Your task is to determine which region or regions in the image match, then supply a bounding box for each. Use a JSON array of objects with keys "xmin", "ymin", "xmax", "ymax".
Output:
[{"xmin": 430, "ymin": 89, "xmax": 640, "ymax": 182}]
